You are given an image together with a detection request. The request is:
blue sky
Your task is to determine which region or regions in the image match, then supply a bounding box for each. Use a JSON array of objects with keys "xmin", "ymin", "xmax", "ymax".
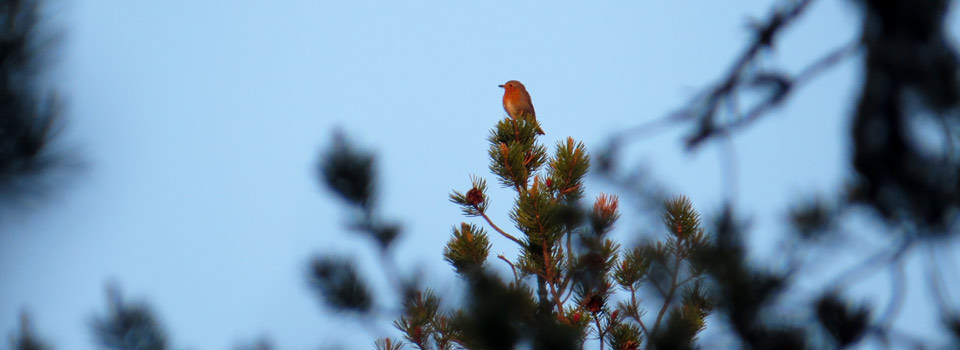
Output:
[{"xmin": 1, "ymin": 1, "xmax": 958, "ymax": 349}]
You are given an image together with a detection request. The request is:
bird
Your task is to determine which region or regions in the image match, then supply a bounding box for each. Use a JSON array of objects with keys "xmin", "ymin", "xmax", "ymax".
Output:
[{"xmin": 499, "ymin": 80, "xmax": 545, "ymax": 135}]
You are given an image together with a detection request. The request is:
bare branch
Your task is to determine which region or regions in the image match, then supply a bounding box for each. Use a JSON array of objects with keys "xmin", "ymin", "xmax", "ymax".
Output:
[{"xmin": 480, "ymin": 211, "xmax": 525, "ymax": 247}]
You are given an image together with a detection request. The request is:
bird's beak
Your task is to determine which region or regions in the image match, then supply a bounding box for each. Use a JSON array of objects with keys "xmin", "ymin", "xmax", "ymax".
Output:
[{"xmin": 498, "ymin": 84, "xmax": 504, "ymax": 88}]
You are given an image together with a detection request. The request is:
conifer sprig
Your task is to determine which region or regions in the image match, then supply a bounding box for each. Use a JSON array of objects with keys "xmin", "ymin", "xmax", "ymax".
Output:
[
  {"xmin": 443, "ymin": 223, "xmax": 491, "ymax": 276},
  {"xmin": 393, "ymin": 290, "xmax": 443, "ymax": 350},
  {"xmin": 487, "ymin": 117, "xmax": 548, "ymax": 190},
  {"xmin": 548, "ymin": 137, "xmax": 590, "ymax": 202},
  {"xmin": 374, "ymin": 337, "xmax": 406, "ymax": 350},
  {"xmin": 449, "ymin": 175, "xmax": 488, "ymax": 217}
]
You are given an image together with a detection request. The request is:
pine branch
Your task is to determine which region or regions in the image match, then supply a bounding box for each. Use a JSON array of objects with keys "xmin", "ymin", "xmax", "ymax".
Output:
[
  {"xmin": 627, "ymin": 286, "xmax": 651, "ymax": 338},
  {"xmin": 651, "ymin": 237, "xmax": 684, "ymax": 336},
  {"xmin": 594, "ymin": 314, "xmax": 606, "ymax": 350},
  {"xmin": 543, "ymin": 238, "xmax": 569, "ymax": 320},
  {"xmin": 479, "ymin": 211, "xmax": 524, "ymax": 247}
]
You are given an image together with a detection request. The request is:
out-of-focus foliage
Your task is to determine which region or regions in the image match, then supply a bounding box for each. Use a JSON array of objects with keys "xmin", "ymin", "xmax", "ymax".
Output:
[
  {"xmin": 318, "ymin": 133, "xmax": 400, "ymax": 249},
  {"xmin": 0, "ymin": 0, "xmax": 72, "ymax": 209},
  {"xmin": 600, "ymin": 0, "xmax": 960, "ymax": 348},
  {"xmin": 232, "ymin": 337, "xmax": 274, "ymax": 350},
  {"xmin": 91, "ymin": 286, "xmax": 168, "ymax": 350},
  {"xmin": 308, "ymin": 256, "xmax": 374, "ymax": 314},
  {"xmin": 816, "ymin": 294, "xmax": 870, "ymax": 348},
  {"xmin": 9, "ymin": 312, "xmax": 50, "ymax": 350}
]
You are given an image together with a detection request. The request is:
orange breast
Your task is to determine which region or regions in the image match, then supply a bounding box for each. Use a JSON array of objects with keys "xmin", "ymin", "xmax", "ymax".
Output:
[{"xmin": 503, "ymin": 89, "xmax": 535, "ymax": 119}]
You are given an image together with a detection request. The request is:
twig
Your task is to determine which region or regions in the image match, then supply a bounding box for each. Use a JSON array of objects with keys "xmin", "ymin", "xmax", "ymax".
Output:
[
  {"xmin": 480, "ymin": 211, "xmax": 524, "ymax": 247},
  {"xmin": 652, "ymin": 238, "xmax": 684, "ymax": 334},
  {"xmin": 594, "ymin": 314, "xmax": 606, "ymax": 350},
  {"xmin": 628, "ymin": 285, "xmax": 651, "ymax": 337},
  {"xmin": 498, "ymin": 254, "xmax": 520, "ymax": 282},
  {"xmin": 541, "ymin": 237, "xmax": 571, "ymax": 320}
]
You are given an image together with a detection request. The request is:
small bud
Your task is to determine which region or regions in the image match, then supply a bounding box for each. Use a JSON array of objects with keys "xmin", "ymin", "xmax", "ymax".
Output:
[
  {"xmin": 466, "ymin": 187, "xmax": 484, "ymax": 207},
  {"xmin": 586, "ymin": 294, "xmax": 604, "ymax": 313},
  {"xmin": 546, "ymin": 178, "xmax": 553, "ymax": 187},
  {"xmin": 611, "ymin": 309, "xmax": 619, "ymax": 320},
  {"xmin": 573, "ymin": 313, "xmax": 582, "ymax": 322}
]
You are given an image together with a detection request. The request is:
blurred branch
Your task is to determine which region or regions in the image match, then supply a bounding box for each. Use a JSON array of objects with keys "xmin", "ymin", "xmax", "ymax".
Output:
[
  {"xmin": 685, "ymin": 40, "xmax": 859, "ymax": 148},
  {"xmin": 926, "ymin": 244, "xmax": 955, "ymax": 318},
  {"xmin": 866, "ymin": 325, "xmax": 928, "ymax": 350},
  {"xmin": 877, "ymin": 259, "xmax": 906, "ymax": 328},
  {"xmin": 681, "ymin": 0, "xmax": 816, "ymax": 147},
  {"xmin": 608, "ymin": 0, "xmax": 829, "ymax": 151},
  {"xmin": 825, "ymin": 236, "xmax": 912, "ymax": 293}
]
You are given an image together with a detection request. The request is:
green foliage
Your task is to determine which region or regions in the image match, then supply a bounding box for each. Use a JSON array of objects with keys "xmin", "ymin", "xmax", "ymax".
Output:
[
  {"xmin": 435, "ymin": 117, "xmax": 713, "ymax": 349},
  {"xmin": 662, "ymin": 196, "xmax": 700, "ymax": 240},
  {"xmin": 487, "ymin": 117, "xmax": 548, "ymax": 189},
  {"xmin": 511, "ymin": 179, "xmax": 564, "ymax": 255},
  {"xmin": 606, "ymin": 321, "xmax": 642, "ymax": 350},
  {"xmin": 310, "ymin": 118, "xmax": 714, "ymax": 350},
  {"xmin": 393, "ymin": 290, "xmax": 446, "ymax": 350},
  {"xmin": 614, "ymin": 246, "xmax": 651, "ymax": 291},
  {"xmin": 443, "ymin": 223, "xmax": 491, "ymax": 276},
  {"xmin": 547, "ymin": 138, "xmax": 590, "ymax": 202}
]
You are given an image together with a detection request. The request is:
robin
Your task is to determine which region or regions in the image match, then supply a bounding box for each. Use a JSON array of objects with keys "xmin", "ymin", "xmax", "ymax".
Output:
[{"xmin": 499, "ymin": 80, "xmax": 545, "ymax": 135}]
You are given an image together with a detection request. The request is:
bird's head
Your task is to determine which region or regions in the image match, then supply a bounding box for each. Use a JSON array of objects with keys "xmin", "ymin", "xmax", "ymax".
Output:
[{"xmin": 498, "ymin": 80, "xmax": 525, "ymax": 91}]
